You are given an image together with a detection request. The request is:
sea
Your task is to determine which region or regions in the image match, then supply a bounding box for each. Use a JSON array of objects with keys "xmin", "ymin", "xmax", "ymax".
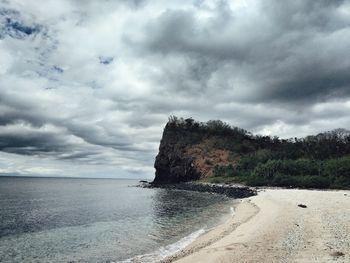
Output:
[{"xmin": 0, "ymin": 176, "xmax": 235, "ymax": 263}]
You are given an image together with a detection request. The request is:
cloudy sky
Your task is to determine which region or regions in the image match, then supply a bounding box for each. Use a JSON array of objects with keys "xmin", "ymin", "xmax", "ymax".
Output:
[{"xmin": 0, "ymin": 0, "xmax": 350, "ymax": 178}]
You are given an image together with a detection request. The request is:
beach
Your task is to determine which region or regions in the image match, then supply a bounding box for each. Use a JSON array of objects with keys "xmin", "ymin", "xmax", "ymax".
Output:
[{"xmin": 165, "ymin": 189, "xmax": 350, "ymax": 263}]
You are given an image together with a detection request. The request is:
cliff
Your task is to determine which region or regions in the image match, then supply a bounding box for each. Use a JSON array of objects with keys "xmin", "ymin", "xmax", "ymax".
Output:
[
  {"xmin": 153, "ymin": 117, "xmax": 249, "ymax": 184},
  {"xmin": 153, "ymin": 117, "xmax": 350, "ymax": 189},
  {"xmin": 153, "ymin": 121, "xmax": 200, "ymax": 184}
]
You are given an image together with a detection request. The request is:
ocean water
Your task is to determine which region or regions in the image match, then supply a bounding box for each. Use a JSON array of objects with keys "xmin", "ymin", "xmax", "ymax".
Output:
[{"xmin": 0, "ymin": 177, "xmax": 235, "ymax": 263}]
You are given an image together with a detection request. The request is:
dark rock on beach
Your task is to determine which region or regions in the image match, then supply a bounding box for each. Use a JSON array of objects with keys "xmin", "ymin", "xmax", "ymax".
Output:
[
  {"xmin": 298, "ymin": 204, "xmax": 307, "ymax": 208},
  {"xmin": 148, "ymin": 182, "xmax": 257, "ymax": 199}
]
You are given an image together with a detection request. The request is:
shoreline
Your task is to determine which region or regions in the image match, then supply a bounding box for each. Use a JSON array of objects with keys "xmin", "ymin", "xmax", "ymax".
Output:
[
  {"xmin": 161, "ymin": 198, "xmax": 259, "ymax": 263},
  {"xmin": 164, "ymin": 188, "xmax": 350, "ymax": 263}
]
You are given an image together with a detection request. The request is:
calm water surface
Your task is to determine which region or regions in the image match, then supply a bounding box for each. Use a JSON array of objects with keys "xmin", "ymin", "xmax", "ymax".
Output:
[{"xmin": 0, "ymin": 177, "xmax": 234, "ymax": 262}]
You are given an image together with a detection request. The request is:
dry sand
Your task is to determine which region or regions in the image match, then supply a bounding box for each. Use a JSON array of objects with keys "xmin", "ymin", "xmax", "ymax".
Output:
[{"xmin": 165, "ymin": 189, "xmax": 350, "ymax": 263}]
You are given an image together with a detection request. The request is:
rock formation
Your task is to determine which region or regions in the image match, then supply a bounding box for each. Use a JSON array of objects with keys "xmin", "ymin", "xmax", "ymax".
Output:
[
  {"xmin": 153, "ymin": 121, "xmax": 201, "ymax": 184},
  {"xmin": 153, "ymin": 117, "xmax": 350, "ymax": 189}
]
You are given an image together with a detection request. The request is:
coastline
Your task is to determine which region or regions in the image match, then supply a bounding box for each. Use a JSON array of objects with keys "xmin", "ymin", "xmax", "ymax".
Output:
[
  {"xmin": 164, "ymin": 188, "xmax": 350, "ymax": 263},
  {"xmin": 161, "ymin": 198, "xmax": 259, "ymax": 263},
  {"xmin": 124, "ymin": 183, "xmax": 248, "ymax": 263}
]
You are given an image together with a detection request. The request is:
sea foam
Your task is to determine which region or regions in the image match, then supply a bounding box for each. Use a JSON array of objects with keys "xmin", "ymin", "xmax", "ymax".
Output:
[{"xmin": 119, "ymin": 228, "xmax": 205, "ymax": 263}]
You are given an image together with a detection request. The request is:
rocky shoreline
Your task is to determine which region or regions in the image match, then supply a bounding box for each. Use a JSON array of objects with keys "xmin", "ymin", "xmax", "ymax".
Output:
[{"xmin": 141, "ymin": 181, "xmax": 257, "ymax": 199}]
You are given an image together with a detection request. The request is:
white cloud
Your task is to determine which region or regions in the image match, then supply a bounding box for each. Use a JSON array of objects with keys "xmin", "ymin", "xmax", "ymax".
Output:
[{"xmin": 0, "ymin": 0, "xmax": 349, "ymax": 178}]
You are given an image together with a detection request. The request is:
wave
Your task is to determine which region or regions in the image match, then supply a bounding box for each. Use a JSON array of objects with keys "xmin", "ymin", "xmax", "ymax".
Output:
[
  {"xmin": 118, "ymin": 228, "xmax": 205, "ymax": 263},
  {"xmin": 119, "ymin": 205, "xmax": 236, "ymax": 263}
]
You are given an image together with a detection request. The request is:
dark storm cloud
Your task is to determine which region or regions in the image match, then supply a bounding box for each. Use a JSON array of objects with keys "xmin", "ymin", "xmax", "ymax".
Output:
[
  {"xmin": 0, "ymin": 111, "xmax": 45, "ymax": 127},
  {"xmin": 262, "ymin": 0, "xmax": 347, "ymax": 32},
  {"xmin": 65, "ymin": 122, "xmax": 147, "ymax": 152},
  {"xmin": 57, "ymin": 151, "xmax": 99, "ymax": 161},
  {"xmin": 0, "ymin": 90, "xmax": 149, "ymax": 163},
  {"xmin": 135, "ymin": 0, "xmax": 350, "ymax": 105},
  {"xmin": 0, "ymin": 103, "xmax": 147, "ymax": 155},
  {"xmin": 1, "ymin": 0, "xmax": 350, "ymax": 177},
  {"xmin": 265, "ymin": 68, "xmax": 350, "ymax": 102},
  {"xmin": 0, "ymin": 129, "xmax": 69, "ymax": 155},
  {"xmin": 141, "ymin": 10, "xmax": 247, "ymax": 60}
]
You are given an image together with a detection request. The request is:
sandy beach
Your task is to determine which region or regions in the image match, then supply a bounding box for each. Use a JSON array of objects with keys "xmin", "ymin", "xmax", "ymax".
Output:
[{"xmin": 165, "ymin": 189, "xmax": 350, "ymax": 263}]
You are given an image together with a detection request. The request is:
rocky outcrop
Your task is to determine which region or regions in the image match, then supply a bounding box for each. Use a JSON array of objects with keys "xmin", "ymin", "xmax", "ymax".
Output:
[
  {"xmin": 153, "ymin": 117, "xmax": 249, "ymax": 184},
  {"xmin": 147, "ymin": 182, "xmax": 257, "ymax": 198},
  {"xmin": 153, "ymin": 122, "xmax": 201, "ymax": 184},
  {"xmin": 151, "ymin": 118, "xmax": 256, "ymax": 198}
]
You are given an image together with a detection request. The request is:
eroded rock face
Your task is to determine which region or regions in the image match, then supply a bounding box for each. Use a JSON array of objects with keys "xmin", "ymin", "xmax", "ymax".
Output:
[
  {"xmin": 154, "ymin": 153, "xmax": 200, "ymax": 184},
  {"xmin": 153, "ymin": 123, "xmax": 201, "ymax": 184}
]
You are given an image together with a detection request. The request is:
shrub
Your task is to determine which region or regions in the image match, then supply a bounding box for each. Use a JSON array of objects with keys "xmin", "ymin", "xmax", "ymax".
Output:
[{"xmin": 204, "ymin": 159, "xmax": 213, "ymax": 165}]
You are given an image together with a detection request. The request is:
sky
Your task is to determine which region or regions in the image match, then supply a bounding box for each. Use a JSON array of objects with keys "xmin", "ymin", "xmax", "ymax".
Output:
[{"xmin": 0, "ymin": 0, "xmax": 350, "ymax": 179}]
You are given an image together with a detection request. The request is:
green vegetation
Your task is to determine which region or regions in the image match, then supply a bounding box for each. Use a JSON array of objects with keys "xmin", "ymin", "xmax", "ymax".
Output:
[
  {"xmin": 166, "ymin": 116, "xmax": 350, "ymax": 189},
  {"xmin": 210, "ymin": 157, "xmax": 350, "ymax": 189},
  {"xmin": 204, "ymin": 159, "xmax": 213, "ymax": 165}
]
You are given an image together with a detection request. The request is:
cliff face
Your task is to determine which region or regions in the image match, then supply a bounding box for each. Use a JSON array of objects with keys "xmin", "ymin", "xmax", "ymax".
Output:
[
  {"xmin": 153, "ymin": 118, "xmax": 236, "ymax": 184},
  {"xmin": 153, "ymin": 123, "xmax": 201, "ymax": 184},
  {"xmin": 153, "ymin": 117, "xmax": 350, "ymax": 188}
]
